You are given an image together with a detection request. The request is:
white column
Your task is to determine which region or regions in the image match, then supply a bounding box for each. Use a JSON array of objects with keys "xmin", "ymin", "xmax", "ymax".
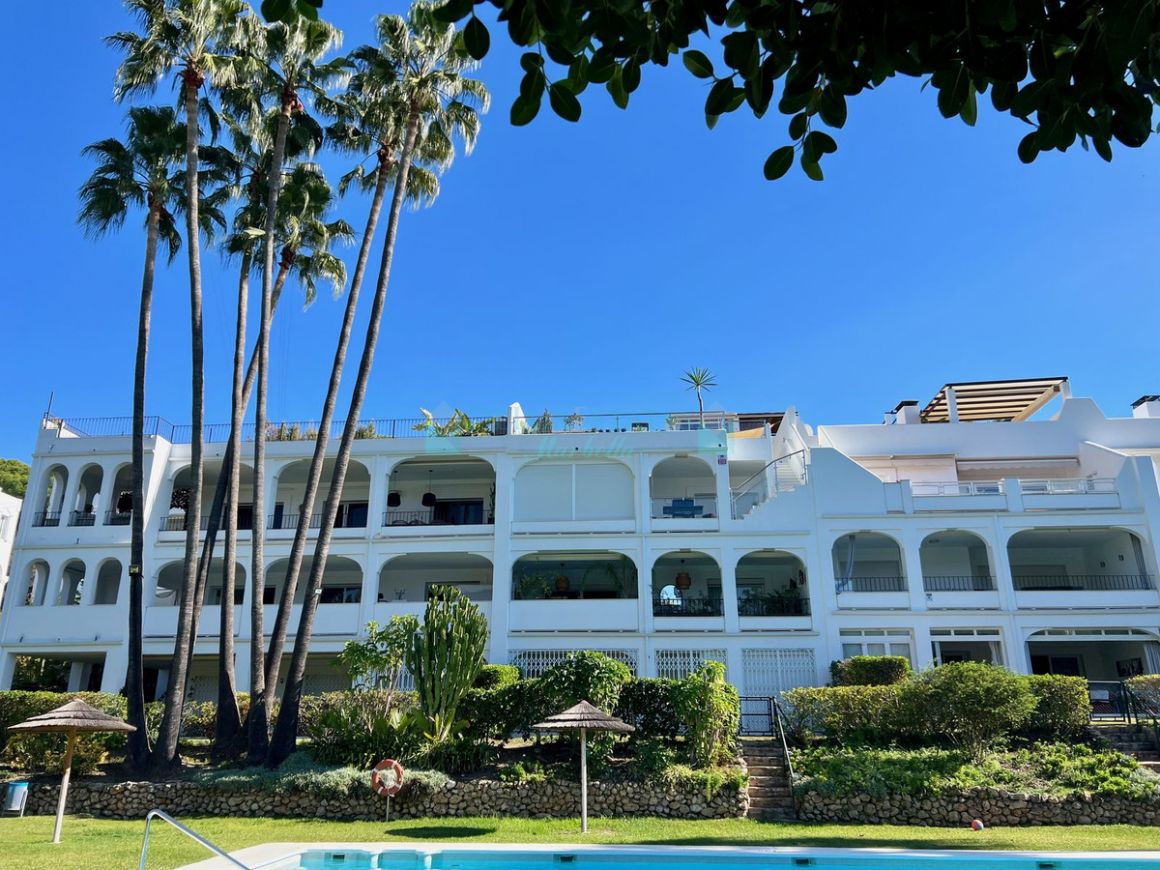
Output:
[
  {"xmin": 0, "ymin": 652, "xmax": 17, "ymax": 690},
  {"xmin": 713, "ymin": 452, "xmax": 731, "ymax": 522},
  {"xmin": 488, "ymin": 455, "xmax": 515, "ymax": 664},
  {"xmin": 991, "ymin": 521, "xmax": 1018, "ymax": 612},
  {"xmin": 912, "ymin": 623, "xmax": 934, "ymax": 670},
  {"xmin": 100, "ymin": 646, "xmax": 129, "ymax": 694},
  {"xmin": 67, "ymin": 662, "xmax": 85, "ymax": 692},
  {"xmin": 721, "ymin": 545, "xmax": 740, "ymax": 633},
  {"xmin": 234, "ymin": 642, "xmax": 253, "ymax": 693},
  {"xmin": 901, "ymin": 529, "xmax": 928, "ymax": 612}
]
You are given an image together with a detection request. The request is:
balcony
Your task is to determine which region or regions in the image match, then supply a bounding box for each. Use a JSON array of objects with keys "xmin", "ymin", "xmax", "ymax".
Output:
[
  {"xmin": 911, "ymin": 480, "xmax": 1007, "ymax": 512},
  {"xmin": 652, "ymin": 595, "xmax": 723, "ymax": 617},
  {"xmin": 382, "ymin": 509, "xmax": 493, "ymax": 529},
  {"xmin": 1013, "ymin": 574, "xmax": 1153, "ymax": 591},
  {"xmin": 736, "ymin": 550, "xmax": 812, "ymax": 629},
  {"xmin": 68, "ymin": 510, "xmax": 97, "ymax": 527},
  {"xmin": 32, "ymin": 511, "xmax": 62, "ymax": 528},
  {"xmin": 651, "ymin": 552, "xmax": 723, "ymax": 630},
  {"xmin": 104, "ymin": 510, "xmax": 132, "ymax": 526},
  {"xmin": 1020, "ymin": 478, "xmax": 1120, "ymax": 511},
  {"xmin": 509, "ymin": 598, "xmax": 639, "ymax": 632},
  {"xmin": 922, "ymin": 575, "xmax": 995, "ymax": 591},
  {"xmin": 1008, "ymin": 527, "xmax": 1158, "ymax": 608},
  {"xmin": 650, "ymin": 456, "xmax": 719, "ymax": 530},
  {"xmin": 269, "ymin": 507, "xmax": 366, "ymax": 532},
  {"xmin": 834, "ymin": 532, "xmax": 910, "ymax": 609},
  {"xmin": 836, "ymin": 576, "xmax": 906, "ymax": 593},
  {"xmin": 920, "ymin": 531, "xmax": 999, "ymax": 608},
  {"xmin": 738, "ymin": 595, "xmax": 810, "ymax": 617}
]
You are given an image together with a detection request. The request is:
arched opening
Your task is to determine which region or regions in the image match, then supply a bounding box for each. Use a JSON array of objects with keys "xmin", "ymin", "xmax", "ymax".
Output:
[
  {"xmin": 265, "ymin": 555, "xmax": 363, "ymax": 605},
  {"xmin": 105, "ymin": 463, "xmax": 134, "ymax": 526},
  {"xmin": 512, "ymin": 552, "xmax": 638, "ymax": 600},
  {"xmin": 270, "ymin": 459, "xmax": 369, "ymax": 531},
  {"xmin": 35, "ymin": 465, "xmax": 68, "ymax": 526},
  {"xmin": 155, "ymin": 559, "xmax": 247, "ymax": 606},
  {"xmin": 58, "ymin": 559, "xmax": 86, "ymax": 606},
  {"xmin": 650, "ymin": 456, "xmax": 718, "ymax": 519},
  {"xmin": 832, "ymin": 532, "xmax": 906, "ymax": 592},
  {"xmin": 166, "ymin": 462, "xmax": 257, "ymax": 532},
  {"xmin": 1026, "ymin": 628, "xmax": 1160, "ymax": 682},
  {"xmin": 386, "ymin": 458, "xmax": 496, "ymax": 527},
  {"xmin": 651, "ymin": 551, "xmax": 721, "ymax": 616},
  {"xmin": 735, "ymin": 550, "xmax": 809, "ymax": 616},
  {"xmin": 920, "ymin": 531, "xmax": 994, "ymax": 591},
  {"xmin": 206, "ymin": 559, "xmax": 247, "ymax": 606},
  {"xmin": 20, "ymin": 560, "xmax": 51, "ymax": 607},
  {"xmin": 1007, "ymin": 527, "xmax": 1153, "ymax": 591},
  {"xmin": 378, "ymin": 553, "xmax": 493, "ymax": 603},
  {"xmin": 69, "ymin": 464, "xmax": 104, "ymax": 526},
  {"xmin": 513, "ymin": 460, "xmax": 634, "ymax": 522},
  {"xmin": 154, "ymin": 562, "xmax": 185, "ymax": 605},
  {"xmin": 93, "ymin": 559, "xmax": 122, "ymax": 605}
]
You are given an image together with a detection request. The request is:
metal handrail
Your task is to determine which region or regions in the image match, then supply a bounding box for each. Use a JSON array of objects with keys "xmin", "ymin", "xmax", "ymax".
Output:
[
  {"xmin": 771, "ymin": 695, "xmax": 795, "ymax": 781},
  {"xmin": 139, "ymin": 808, "xmax": 249, "ymax": 869},
  {"xmin": 730, "ymin": 450, "xmax": 807, "ymax": 518}
]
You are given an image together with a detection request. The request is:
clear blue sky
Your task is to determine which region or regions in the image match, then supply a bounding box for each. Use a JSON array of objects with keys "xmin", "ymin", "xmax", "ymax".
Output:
[{"xmin": 2, "ymin": 2, "xmax": 1158, "ymax": 462}]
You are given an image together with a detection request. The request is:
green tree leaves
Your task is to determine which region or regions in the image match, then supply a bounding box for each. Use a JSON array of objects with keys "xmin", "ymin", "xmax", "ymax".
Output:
[
  {"xmin": 462, "ymin": 16, "xmax": 489, "ymax": 61},
  {"xmin": 548, "ymin": 82, "xmax": 581, "ymax": 122},
  {"xmin": 763, "ymin": 146, "xmax": 794, "ymax": 180},
  {"xmin": 683, "ymin": 50, "xmax": 714, "ymax": 79}
]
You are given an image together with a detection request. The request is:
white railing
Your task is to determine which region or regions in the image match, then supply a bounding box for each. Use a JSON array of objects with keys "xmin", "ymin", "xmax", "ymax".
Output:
[
  {"xmin": 139, "ymin": 809, "xmax": 249, "ymax": 869},
  {"xmin": 911, "ymin": 480, "xmax": 1004, "ymax": 497},
  {"xmin": 1019, "ymin": 477, "xmax": 1116, "ymax": 494},
  {"xmin": 730, "ymin": 450, "xmax": 808, "ymax": 518}
]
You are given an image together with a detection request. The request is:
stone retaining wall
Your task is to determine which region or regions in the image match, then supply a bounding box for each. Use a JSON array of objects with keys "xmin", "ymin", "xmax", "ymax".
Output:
[
  {"xmin": 796, "ymin": 788, "xmax": 1160, "ymax": 826},
  {"xmin": 26, "ymin": 777, "xmax": 746, "ymax": 822}
]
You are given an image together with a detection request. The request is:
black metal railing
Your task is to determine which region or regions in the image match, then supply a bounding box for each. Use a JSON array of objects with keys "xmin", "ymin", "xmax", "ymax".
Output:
[
  {"xmin": 922, "ymin": 575, "xmax": 995, "ymax": 592},
  {"xmin": 738, "ymin": 595, "xmax": 810, "ymax": 617},
  {"xmin": 382, "ymin": 509, "xmax": 492, "ymax": 527},
  {"xmin": 269, "ymin": 512, "xmax": 367, "ymax": 531},
  {"xmin": 160, "ymin": 515, "xmax": 231, "ymax": 532},
  {"xmin": 69, "ymin": 510, "xmax": 97, "ymax": 527},
  {"xmin": 104, "ymin": 510, "xmax": 132, "ymax": 526},
  {"xmin": 652, "ymin": 596, "xmax": 723, "ymax": 617},
  {"xmin": 1013, "ymin": 574, "xmax": 1154, "ymax": 591},
  {"xmin": 32, "ymin": 511, "xmax": 61, "ymax": 527},
  {"xmin": 739, "ymin": 696, "xmax": 774, "ymax": 735},
  {"xmin": 1088, "ymin": 680, "xmax": 1136, "ymax": 722},
  {"xmin": 835, "ymin": 576, "xmax": 907, "ymax": 593}
]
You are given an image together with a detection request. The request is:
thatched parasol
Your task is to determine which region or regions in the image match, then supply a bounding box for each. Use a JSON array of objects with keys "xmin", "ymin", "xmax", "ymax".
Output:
[
  {"xmin": 534, "ymin": 700, "xmax": 634, "ymax": 832},
  {"xmin": 7, "ymin": 698, "xmax": 135, "ymax": 844}
]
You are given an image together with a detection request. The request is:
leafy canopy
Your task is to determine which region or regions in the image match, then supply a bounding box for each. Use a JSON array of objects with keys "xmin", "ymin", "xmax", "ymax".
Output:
[
  {"xmin": 269, "ymin": 0, "xmax": 1160, "ymax": 180},
  {"xmin": 0, "ymin": 459, "xmax": 29, "ymax": 499}
]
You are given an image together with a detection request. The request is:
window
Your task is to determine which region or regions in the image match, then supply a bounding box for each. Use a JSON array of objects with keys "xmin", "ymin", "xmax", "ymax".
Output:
[
  {"xmin": 433, "ymin": 499, "xmax": 484, "ymax": 525},
  {"xmin": 319, "ymin": 585, "xmax": 362, "ymax": 604},
  {"xmin": 839, "ymin": 629, "xmax": 913, "ymax": 663},
  {"xmin": 336, "ymin": 502, "xmax": 368, "ymax": 528}
]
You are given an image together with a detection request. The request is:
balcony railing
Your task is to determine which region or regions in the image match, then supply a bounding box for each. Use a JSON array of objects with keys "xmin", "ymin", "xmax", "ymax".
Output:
[
  {"xmin": 1019, "ymin": 477, "xmax": 1116, "ymax": 494},
  {"xmin": 650, "ymin": 496, "xmax": 718, "ymax": 519},
  {"xmin": 32, "ymin": 511, "xmax": 62, "ymax": 527},
  {"xmin": 738, "ymin": 595, "xmax": 810, "ymax": 616},
  {"xmin": 269, "ymin": 512, "xmax": 367, "ymax": 531},
  {"xmin": 1013, "ymin": 573, "xmax": 1153, "ymax": 591},
  {"xmin": 652, "ymin": 596, "xmax": 723, "ymax": 617},
  {"xmin": 382, "ymin": 510, "xmax": 492, "ymax": 527},
  {"xmin": 835, "ymin": 576, "xmax": 907, "ymax": 593},
  {"xmin": 923, "ymin": 575, "xmax": 996, "ymax": 592},
  {"xmin": 912, "ymin": 480, "xmax": 1004, "ymax": 497},
  {"xmin": 69, "ymin": 510, "xmax": 97, "ymax": 527},
  {"xmin": 105, "ymin": 510, "xmax": 132, "ymax": 526}
]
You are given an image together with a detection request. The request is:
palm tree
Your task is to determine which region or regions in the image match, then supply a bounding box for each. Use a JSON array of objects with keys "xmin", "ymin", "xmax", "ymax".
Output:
[
  {"xmin": 681, "ymin": 367, "xmax": 718, "ymax": 429},
  {"xmin": 109, "ymin": 0, "xmax": 246, "ymax": 771},
  {"xmin": 219, "ymin": 12, "xmax": 345, "ymax": 764},
  {"xmin": 77, "ymin": 106, "xmax": 188, "ymax": 774},
  {"xmin": 268, "ymin": 5, "xmax": 488, "ymax": 766}
]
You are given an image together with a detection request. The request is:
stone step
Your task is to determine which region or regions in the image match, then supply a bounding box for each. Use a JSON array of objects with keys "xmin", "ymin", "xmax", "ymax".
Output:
[
  {"xmin": 746, "ymin": 765, "xmax": 786, "ymax": 774},
  {"xmin": 748, "ymin": 775, "xmax": 790, "ymax": 785}
]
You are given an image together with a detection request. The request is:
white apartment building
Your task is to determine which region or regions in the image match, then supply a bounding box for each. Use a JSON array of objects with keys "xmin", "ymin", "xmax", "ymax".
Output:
[{"xmin": 2, "ymin": 378, "xmax": 1160, "ymax": 705}]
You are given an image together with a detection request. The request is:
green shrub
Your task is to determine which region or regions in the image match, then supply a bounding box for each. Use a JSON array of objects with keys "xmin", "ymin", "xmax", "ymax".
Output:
[
  {"xmin": 474, "ymin": 664, "xmax": 520, "ymax": 689},
  {"xmin": 902, "ymin": 662, "xmax": 1035, "ymax": 758},
  {"xmin": 299, "ymin": 689, "xmax": 413, "ymax": 738},
  {"xmin": 659, "ymin": 763, "xmax": 747, "ymax": 801},
  {"xmin": 460, "ymin": 678, "xmax": 550, "ymax": 741},
  {"xmin": 783, "ymin": 684, "xmax": 904, "ymax": 745},
  {"xmin": 672, "ymin": 661, "xmax": 739, "ymax": 767},
  {"xmin": 0, "ymin": 690, "xmax": 130, "ymax": 774},
  {"xmin": 1022, "ymin": 674, "xmax": 1090, "ymax": 740},
  {"xmin": 420, "ymin": 735, "xmax": 496, "ymax": 775},
  {"xmin": 499, "ymin": 760, "xmax": 546, "ymax": 782},
  {"xmin": 830, "ymin": 655, "xmax": 911, "ymax": 686},
  {"xmin": 616, "ymin": 678, "xmax": 680, "ymax": 740},
  {"xmin": 539, "ymin": 651, "xmax": 632, "ymax": 712},
  {"xmin": 199, "ymin": 754, "xmax": 450, "ymax": 798},
  {"xmin": 630, "ymin": 737, "xmax": 676, "ymax": 782},
  {"xmin": 304, "ymin": 691, "xmax": 421, "ymax": 768}
]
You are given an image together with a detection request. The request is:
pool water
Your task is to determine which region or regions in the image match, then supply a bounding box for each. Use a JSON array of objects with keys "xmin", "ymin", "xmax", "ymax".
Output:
[{"xmin": 261, "ymin": 847, "xmax": 1160, "ymax": 870}]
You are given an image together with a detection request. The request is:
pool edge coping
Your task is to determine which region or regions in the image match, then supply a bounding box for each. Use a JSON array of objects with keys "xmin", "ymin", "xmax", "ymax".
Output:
[{"xmin": 181, "ymin": 841, "xmax": 1160, "ymax": 870}]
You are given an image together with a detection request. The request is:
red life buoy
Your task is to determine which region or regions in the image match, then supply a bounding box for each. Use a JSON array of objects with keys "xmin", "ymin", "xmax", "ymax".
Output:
[{"xmin": 371, "ymin": 758, "xmax": 405, "ymax": 797}]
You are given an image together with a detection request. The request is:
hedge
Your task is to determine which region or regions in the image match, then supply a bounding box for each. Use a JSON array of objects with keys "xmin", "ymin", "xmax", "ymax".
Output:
[
  {"xmin": 830, "ymin": 655, "xmax": 911, "ymax": 686},
  {"xmin": 1024, "ymin": 675, "xmax": 1090, "ymax": 739},
  {"xmin": 1128, "ymin": 675, "xmax": 1160, "ymax": 718},
  {"xmin": 473, "ymin": 664, "xmax": 520, "ymax": 689},
  {"xmin": 615, "ymin": 678, "xmax": 681, "ymax": 740}
]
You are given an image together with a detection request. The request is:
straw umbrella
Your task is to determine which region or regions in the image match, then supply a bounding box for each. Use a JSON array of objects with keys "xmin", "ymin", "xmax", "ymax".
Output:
[
  {"xmin": 7, "ymin": 698, "xmax": 135, "ymax": 843},
  {"xmin": 534, "ymin": 700, "xmax": 634, "ymax": 832}
]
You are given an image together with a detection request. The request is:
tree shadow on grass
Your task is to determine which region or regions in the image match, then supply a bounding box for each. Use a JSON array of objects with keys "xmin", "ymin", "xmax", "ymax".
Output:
[{"xmin": 386, "ymin": 826, "xmax": 498, "ymax": 839}]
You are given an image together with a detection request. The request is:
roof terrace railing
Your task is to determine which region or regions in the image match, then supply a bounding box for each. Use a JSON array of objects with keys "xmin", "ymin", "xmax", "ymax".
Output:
[
  {"xmin": 911, "ymin": 480, "xmax": 1005, "ymax": 497},
  {"xmin": 44, "ymin": 410, "xmax": 747, "ymax": 444},
  {"xmin": 1019, "ymin": 477, "xmax": 1117, "ymax": 494}
]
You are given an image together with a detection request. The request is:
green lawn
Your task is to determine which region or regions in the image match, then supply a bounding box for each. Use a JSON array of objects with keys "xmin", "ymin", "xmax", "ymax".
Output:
[{"xmin": 1, "ymin": 815, "xmax": 1159, "ymax": 869}]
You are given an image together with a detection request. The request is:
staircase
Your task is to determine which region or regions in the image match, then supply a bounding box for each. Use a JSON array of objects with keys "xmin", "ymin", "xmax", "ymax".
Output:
[
  {"xmin": 740, "ymin": 737, "xmax": 797, "ymax": 821},
  {"xmin": 1091, "ymin": 723, "xmax": 1160, "ymax": 773}
]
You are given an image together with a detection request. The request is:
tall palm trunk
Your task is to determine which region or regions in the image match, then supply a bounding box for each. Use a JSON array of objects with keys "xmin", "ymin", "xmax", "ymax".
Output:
[
  {"xmin": 212, "ymin": 250, "xmax": 252, "ymax": 753},
  {"xmin": 268, "ymin": 116, "xmax": 420, "ymax": 766},
  {"xmin": 153, "ymin": 72, "xmax": 207, "ymax": 770},
  {"xmin": 247, "ymin": 101, "xmax": 292, "ymax": 764},
  {"xmin": 261, "ymin": 149, "xmax": 393, "ymax": 707},
  {"xmin": 184, "ymin": 259, "xmax": 291, "ymax": 684},
  {"xmin": 126, "ymin": 199, "xmax": 161, "ymax": 773}
]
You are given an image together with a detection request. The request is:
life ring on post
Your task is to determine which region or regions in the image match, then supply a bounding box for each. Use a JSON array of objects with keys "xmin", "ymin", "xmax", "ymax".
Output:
[{"xmin": 371, "ymin": 758, "xmax": 405, "ymax": 797}]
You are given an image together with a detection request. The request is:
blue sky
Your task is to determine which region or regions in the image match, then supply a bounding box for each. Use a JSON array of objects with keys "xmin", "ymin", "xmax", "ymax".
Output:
[{"xmin": 1, "ymin": 2, "xmax": 1158, "ymax": 462}]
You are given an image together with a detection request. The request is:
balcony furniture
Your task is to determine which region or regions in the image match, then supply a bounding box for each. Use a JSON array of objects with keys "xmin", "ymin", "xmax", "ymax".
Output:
[{"xmin": 662, "ymin": 499, "xmax": 703, "ymax": 519}]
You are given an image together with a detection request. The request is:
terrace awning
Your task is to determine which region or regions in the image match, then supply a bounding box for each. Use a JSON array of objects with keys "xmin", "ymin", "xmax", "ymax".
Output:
[{"xmin": 921, "ymin": 377, "xmax": 1069, "ymax": 423}]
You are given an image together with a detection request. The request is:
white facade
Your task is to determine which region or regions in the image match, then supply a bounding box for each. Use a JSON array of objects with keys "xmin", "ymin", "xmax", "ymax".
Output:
[
  {"xmin": 0, "ymin": 490, "xmax": 20, "ymax": 609},
  {"xmin": 3, "ymin": 388, "xmax": 1160, "ymax": 699}
]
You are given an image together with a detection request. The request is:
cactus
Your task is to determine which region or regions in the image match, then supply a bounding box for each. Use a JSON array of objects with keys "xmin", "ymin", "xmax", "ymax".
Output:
[{"xmin": 406, "ymin": 585, "xmax": 489, "ymax": 744}]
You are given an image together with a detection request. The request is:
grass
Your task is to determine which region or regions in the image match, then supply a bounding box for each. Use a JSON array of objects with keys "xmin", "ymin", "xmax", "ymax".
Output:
[{"xmin": 2, "ymin": 815, "xmax": 1160, "ymax": 869}]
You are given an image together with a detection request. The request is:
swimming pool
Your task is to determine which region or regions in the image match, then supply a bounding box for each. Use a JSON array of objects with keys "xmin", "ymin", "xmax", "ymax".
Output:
[{"xmin": 184, "ymin": 843, "xmax": 1160, "ymax": 870}]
